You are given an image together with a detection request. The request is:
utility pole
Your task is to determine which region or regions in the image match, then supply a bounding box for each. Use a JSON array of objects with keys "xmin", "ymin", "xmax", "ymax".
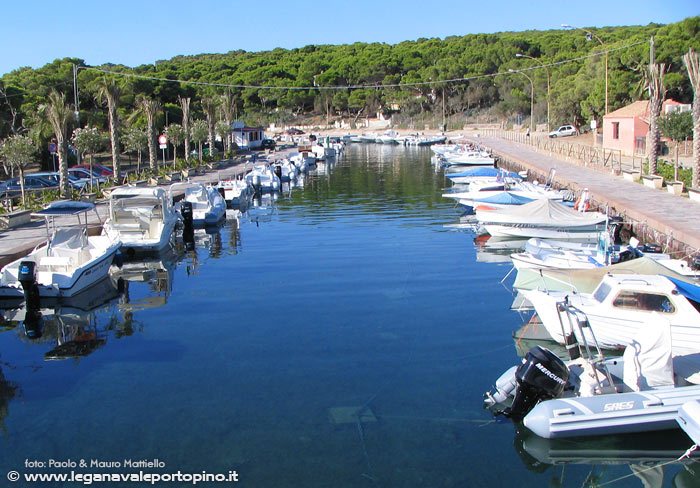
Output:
[{"xmin": 73, "ymin": 64, "xmax": 81, "ymax": 166}]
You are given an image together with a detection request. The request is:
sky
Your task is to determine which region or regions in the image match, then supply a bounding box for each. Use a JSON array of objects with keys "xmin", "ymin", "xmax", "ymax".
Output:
[{"xmin": 0, "ymin": 0, "xmax": 697, "ymax": 77}]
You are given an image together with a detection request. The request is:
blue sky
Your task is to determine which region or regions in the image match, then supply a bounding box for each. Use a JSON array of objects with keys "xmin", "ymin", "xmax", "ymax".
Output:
[{"xmin": 0, "ymin": 0, "xmax": 697, "ymax": 76}]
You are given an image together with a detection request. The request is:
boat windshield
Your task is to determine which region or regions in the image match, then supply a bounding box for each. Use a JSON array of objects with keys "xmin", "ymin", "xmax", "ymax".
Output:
[{"xmin": 592, "ymin": 281, "xmax": 612, "ymax": 303}]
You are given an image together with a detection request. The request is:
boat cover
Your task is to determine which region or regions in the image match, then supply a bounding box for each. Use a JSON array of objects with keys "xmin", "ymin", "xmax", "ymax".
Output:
[
  {"xmin": 512, "ymin": 257, "xmax": 696, "ymax": 294},
  {"xmin": 622, "ymin": 313, "xmax": 674, "ymax": 391},
  {"xmin": 477, "ymin": 198, "xmax": 606, "ymax": 226},
  {"xmin": 446, "ymin": 168, "xmax": 521, "ymax": 179},
  {"xmin": 471, "ymin": 192, "xmax": 534, "ymax": 205},
  {"xmin": 664, "ymin": 276, "xmax": 700, "ymax": 304},
  {"xmin": 32, "ymin": 200, "xmax": 95, "ymax": 217}
]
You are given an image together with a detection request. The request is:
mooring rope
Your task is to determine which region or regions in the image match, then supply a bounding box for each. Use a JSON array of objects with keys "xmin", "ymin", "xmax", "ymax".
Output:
[{"xmin": 592, "ymin": 444, "xmax": 697, "ymax": 487}]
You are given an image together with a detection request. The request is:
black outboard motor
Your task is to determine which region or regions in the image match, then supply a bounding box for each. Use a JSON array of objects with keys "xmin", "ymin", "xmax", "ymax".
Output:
[
  {"xmin": 18, "ymin": 261, "xmax": 43, "ymax": 338},
  {"xmin": 180, "ymin": 201, "xmax": 195, "ymax": 251},
  {"xmin": 18, "ymin": 261, "xmax": 40, "ymax": 312},
  {"xmin": 691, "ymin": 256, "xmax": 700, "ymax": 271},
  {"xmin": 502, "ymin": 346, "xmax": 569, "ymax": 421},
  {"xmin": 274, "ymin": 165, "xmax": 283, "ymax": 181}
]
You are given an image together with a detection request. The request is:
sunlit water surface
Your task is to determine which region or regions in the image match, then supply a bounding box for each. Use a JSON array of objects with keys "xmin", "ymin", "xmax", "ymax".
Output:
[{"xmin": 0, "ymin": 145, "xmax": 696, "ymax": 487}]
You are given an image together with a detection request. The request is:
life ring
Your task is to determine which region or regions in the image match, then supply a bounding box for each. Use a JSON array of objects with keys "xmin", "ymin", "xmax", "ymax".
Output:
[{"xmin": 575, "ymin": 197, "xmax": 590, "ymax": 212}]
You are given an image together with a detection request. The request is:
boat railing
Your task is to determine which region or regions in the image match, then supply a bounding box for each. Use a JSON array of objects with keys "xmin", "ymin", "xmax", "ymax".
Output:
[{"xmin": 555, "ymin": 300, "xmax": 616, "ymax": 392}]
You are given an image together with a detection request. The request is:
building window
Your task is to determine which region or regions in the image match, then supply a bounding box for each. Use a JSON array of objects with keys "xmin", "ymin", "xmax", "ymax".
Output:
[{"xmin": 612, "ymin": 122, "xmax": 619, "ymax": 140}]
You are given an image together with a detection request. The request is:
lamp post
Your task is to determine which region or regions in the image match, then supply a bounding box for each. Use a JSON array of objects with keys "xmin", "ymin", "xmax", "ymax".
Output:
[
  {"xmin": 562, "ymin": 24, "xmax": 608, "ymax": 115},
  {"xmin": 516, "ymin": 53, "xmax": 550, "ymax": 130},
  {"xmin": 508, "ymin": 69, "xmax": 534, "ymax": 134}
]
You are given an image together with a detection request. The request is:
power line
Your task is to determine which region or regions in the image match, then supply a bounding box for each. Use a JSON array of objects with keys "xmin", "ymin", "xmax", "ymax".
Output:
[{"xmin": 79, "ymin": 39, "xmax": 649, "ymax": 91}]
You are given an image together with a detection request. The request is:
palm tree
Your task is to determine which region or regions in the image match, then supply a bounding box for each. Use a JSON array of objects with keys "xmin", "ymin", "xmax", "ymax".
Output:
[
  {"xmin": 164, "ymin": 123, "xmax": 185, "ymax": 162},
  {"xmin": 135, "ymin": 96, "xmax": 161, "ymax": 172},
  {"xmin": 683, "ymin": 49, "xmax": 700, "ymax": 188},
  {"xmin": 37, "ymin": 90, "xmax": 73, "ymax": 197},
  {"xmin": 219, "ymin": 90, "xmax": 236, "ymax": 152},
  {"xmin": 179, "ymin": 96, "xmax": 192, "ymax": 159},
  {"xmin": 96, "ymin": 78, "xmax": 122, "ymax": 180},
  {"xmin": 190, "ymin": 120, "xmax": 208, "ymax": 162},
  {"xmin": 647, "ymin": 63, "xmax": 666, "ymax": 176},
  {"xmin": 201, "ymin": 96, "xmax": 217, "ymax": 159}
]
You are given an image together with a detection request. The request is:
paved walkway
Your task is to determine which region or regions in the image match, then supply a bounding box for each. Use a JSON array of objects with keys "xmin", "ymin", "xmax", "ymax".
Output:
[{"xmin": 470, "ymin": 135, "xmax": 700, "ymax": 251}]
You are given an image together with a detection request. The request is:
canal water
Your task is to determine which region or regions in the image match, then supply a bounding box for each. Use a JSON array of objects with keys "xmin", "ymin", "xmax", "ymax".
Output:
[{"xmin": 0, "ymin": 145, "xmax": 697, "ymax": 487}]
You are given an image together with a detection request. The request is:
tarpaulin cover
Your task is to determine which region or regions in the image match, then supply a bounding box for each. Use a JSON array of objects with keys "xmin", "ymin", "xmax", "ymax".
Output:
[{"xmin": 476, "ymin": 198, "xmax": 606, "ymax": 226}]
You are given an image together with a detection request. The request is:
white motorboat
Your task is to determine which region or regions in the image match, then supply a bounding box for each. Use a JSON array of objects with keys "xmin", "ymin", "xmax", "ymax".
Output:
[
  {"xmin": 216, "ymin": 177, "xmax": 250, "ymax": 207},
  {"xmin": 169, "ymin": 182, "xmax": 226, "ymax": 226},
  {"xmin": 245, "ymin": 162, "xmax": 281, "ymax": 193},
  {"xmin": 445, "ymin": 167, "xmax": 522, "ymax": 185},
  {"xmin": 485, "ymin": 302, "xmax": 700, "ymax": 439},
  {"xmin": 476, "ymin": 199, "xmax": 607, "ymax": 239},
  {"xmin": 0, "ymin": 201, "xmax": 121, "ymax": 302},
  {"xmin": 376, "ymin": 130, "xmax": 399, "ymax": 144},
  {"xmin": 271, "ymin": 159, "xmax": 299, "ymax": 182},
  {"xmin": 520, "ymin": 273, "xmax": 700, "ymax": 351},
  {"xmin": 102, "ymin": 186, "xmax": 179, "ymax": 253}
]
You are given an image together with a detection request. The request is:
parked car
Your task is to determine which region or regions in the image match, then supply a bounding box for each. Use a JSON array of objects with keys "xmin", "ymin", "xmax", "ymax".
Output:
[
  {"xmin": 72, "ymin": 163, "xmax": 114, "ymax": 177},
  {"xmin": 260, "ymin": 139, "xmax": 276, "ymax": 150},
  {"xmin": 31, "ymin": 172, "xmax": 85, "ymax": 190},
  {"xmin": 67, "ymin": 167, "xmax": 108, "ymax": 185},
  {"xmin": 285, "ymin": 128, "xmax": 304, "ymax": 135},
  {"xmin": 0, "ymin": 175, "xmax": 58, "ymax": 198},
  {"xmin": 548, "ymin": 125, "xmax": 579, "ymax": 138}
]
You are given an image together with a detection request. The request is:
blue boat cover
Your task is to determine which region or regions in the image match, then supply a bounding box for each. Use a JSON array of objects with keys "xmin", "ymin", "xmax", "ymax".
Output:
[
  {"xmin": 665, "ymin": 276, "xmax": 700, "ymax": 303},
  {"xmin": 471, "ymin": 192, "xmax": 534, "ymax": 205},
  {"xmin": 447, "ymin": 167, "xmax": 522, "ymax": 179}
]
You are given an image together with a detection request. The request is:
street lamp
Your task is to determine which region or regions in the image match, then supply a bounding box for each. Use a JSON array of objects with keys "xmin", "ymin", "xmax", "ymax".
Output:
[
  {"xmin": 562, "ymin": 24, "xmax": 608, "ymax": 115},
  {"xmin": 508, "ymin": 69, "xmax": 534, "ymax": 134},
  {"xmin": 516, "ymin": 53, "xmax": 550, "ymax": 130}
]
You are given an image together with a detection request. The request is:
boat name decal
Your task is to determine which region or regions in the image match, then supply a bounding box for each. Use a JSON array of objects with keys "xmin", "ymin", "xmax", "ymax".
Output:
[
  {"xmin": 534, "ymin": 363, "xmax": 567, "ymax": 386},
  {"xmin": 603, "ymin": 401, "xmax": 635, "ymax": 412}
]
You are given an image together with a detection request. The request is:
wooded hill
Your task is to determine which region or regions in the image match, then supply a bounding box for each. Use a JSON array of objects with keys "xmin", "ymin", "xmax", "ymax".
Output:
[{"xmin": 1, "ymin": 16, "xmax": 699, "ymax": 143}]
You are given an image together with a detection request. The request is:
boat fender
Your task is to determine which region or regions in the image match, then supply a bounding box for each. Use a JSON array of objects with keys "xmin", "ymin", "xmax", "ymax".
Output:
[
  {"xmin": 113, "ymin": 250, "xmax": 124, "ymax": 269},
  {"xmin": 574, "ymin": 197, "xmax": 590, "ymax": 212}
]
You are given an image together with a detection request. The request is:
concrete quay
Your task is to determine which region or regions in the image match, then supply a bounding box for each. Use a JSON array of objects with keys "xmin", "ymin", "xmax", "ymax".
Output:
[{"xmin": 470, "ymin": 134, "xmax": 700, "ymax": 255}]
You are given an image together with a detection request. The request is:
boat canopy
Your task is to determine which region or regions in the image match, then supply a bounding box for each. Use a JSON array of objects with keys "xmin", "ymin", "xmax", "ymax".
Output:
[
  {"xmin": 32, "ymin": 200, "xmax": 96, "ymax": 217},
  {"xmin": 471, "ymin": 192, "xmax": 534, "ymax": 205},
  {"xmin": 513, "ymin": 257, "xmax": 696, "ymax": 294},
  {"xmin": 479, "ymin": 199, "xmax": 606, "ymax": 226}
]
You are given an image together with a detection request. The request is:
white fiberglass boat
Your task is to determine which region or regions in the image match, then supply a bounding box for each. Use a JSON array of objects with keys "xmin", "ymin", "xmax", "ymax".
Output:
[
  {"xmin": 245, "ymin": 162, "xmax": 281, "ymax": 193},
  {"xmin": 102, "ymin": 186, "xmax": 179, "ymax": 252},
  {"xmin": 485, "ymin": 303, "xmax": 700, "ymax": 439},
  {"xmin": 169, "ymin": 182, "xmax": 226, "ymax": 226},
  {"xmin": 216, "ymin": 177, "xmax": 250, "ymax": 207},
  {"xmin": 476, "ymin": 199, "xmax": 607, "ymax": 239},
  {"xmin": 0, "ymin": 201, "xmax": 121, "ymax": 301},
  {"xmin": 520, "ymin": 273, "xmax": 700, "ymax": 351}
]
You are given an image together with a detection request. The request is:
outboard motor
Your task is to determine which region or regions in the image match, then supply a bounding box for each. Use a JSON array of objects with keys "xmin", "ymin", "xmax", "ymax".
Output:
[
  {"xmin": 18, "ymin": 261, "xmax": 40, "ymax": 312},
  {"xmin": 691, "ymin": 256, "xmax": 700, "ymax": 271},
  {"xmin": 252, "ymin": 174, "xmax": 261, "ymax": 193},
  {"xmin": 274, "ymin": 165, "xmax": 283, "ymax": 181},
  {"xmin": 642, "ymin": 243, "xmax": 662, "ymax": 254},
  {"xmin": 180, "ymin": 201, "xmax": 195, "ymax": 251},
  {"xmin": 501, "ymin": 346, "xmax": 569, "ymax": 421},
  {"xmin": 22, "ymin": 311, "xmax": 44, "ymax": 339}
]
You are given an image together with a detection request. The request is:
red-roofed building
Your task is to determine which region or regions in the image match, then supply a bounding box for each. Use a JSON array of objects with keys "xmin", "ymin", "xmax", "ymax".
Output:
[
  {"xmin": 232, "ymin": 122, "xmax": 265, "ymax": 149},
  {"xmin": 602, "ymin": 99, "xmax": 690, "ymax": 156}
]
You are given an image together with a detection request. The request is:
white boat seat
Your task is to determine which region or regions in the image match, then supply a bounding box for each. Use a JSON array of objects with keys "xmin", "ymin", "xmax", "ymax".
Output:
[
  {"xmin": 622, "ymin": 313, "xmax": 675, "ymax": 391},
  {"xmin": 673, "ymin": 353, "xmax": 700, "ymax": 385},
  {"xmin": 40, "ymin": 256, "xmax": 73, "ymax": 268}
]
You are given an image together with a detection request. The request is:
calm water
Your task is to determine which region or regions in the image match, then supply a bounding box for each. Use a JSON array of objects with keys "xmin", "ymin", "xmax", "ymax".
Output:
[{"xmin": 0, "ymin": 145, "xmax": 697, "ymax": 487}]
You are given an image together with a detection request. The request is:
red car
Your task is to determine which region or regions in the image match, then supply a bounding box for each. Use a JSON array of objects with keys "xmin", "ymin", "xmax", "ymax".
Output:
[
  {"xmin": 284, "ymin": 128, "xmax": 304, "ymax": 135},
  {"xmin": 72, "ymin": 163, "xmax": 114, "ymax": 177}
]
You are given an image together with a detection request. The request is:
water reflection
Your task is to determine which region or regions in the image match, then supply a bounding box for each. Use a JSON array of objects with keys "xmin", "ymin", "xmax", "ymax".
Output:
[
  {"xmin": 112, "ymin": 249, "xmax": 177, "ymax": 312},
  {"xmin": 515, "ymin": 428, "xmax": 700, "ymax": 487}
]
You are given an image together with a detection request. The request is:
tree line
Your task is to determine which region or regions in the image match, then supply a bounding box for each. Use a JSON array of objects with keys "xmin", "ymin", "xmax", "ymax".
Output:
[{"xmin": 0, "ymin": 16, "xmax": 699, "ymax": 199}]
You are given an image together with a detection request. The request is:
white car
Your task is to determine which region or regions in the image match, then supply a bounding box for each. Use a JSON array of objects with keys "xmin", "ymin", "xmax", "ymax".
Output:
[{"xmin": 548, "ymin": 125, "xmax": 579, "ymax": 138}]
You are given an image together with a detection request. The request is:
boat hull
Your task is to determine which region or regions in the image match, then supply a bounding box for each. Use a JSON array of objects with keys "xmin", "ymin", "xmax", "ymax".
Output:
[{"xmin": 524, "ymin": 385, "xmax": 700, "ymax": 438}]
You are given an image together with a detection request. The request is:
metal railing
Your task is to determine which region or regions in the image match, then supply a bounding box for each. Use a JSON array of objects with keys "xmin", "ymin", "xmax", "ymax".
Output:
[{"xmin": 481, "ymin": 129, "xmax": 624, "ymax": 174}]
